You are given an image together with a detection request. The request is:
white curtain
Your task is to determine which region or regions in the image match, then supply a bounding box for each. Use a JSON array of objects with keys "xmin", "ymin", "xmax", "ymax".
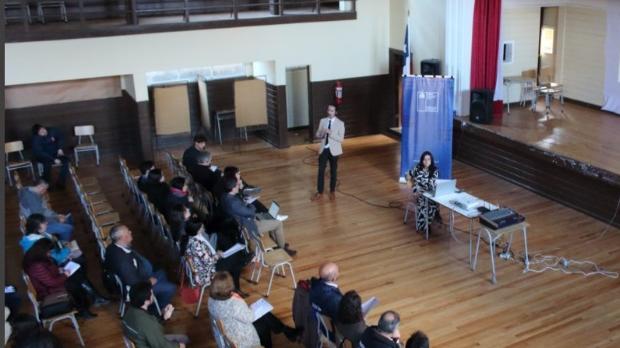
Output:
[
  {"xmin": 603, "ymin": 0, "xmax": 620, "ymax": 115},
  {"xmin": 445, "ymin": 0, "xmax": 475, "ymax": 116}
]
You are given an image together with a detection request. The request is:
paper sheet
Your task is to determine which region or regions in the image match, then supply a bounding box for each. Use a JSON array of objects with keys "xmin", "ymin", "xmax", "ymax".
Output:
[
  {"xmin": 362, "ymin": 297, "xmax": 379, "ymax": 316},
  {"xmin": 251, "ymin": 298, "xmax": 274, "ymax": 321},
  {"xmin": 63, "ymin": 261, "xmax": 81, "ymax": 277},
  {"xmin": 222, "ymin": 243, "xmax": 246, "ymax": 258}
]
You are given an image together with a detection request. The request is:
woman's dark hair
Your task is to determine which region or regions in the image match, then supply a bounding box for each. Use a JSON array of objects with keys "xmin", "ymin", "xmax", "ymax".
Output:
[
  {"xmin": 209, "ymin": 272, "xmax": 235, "ymax": 300},
  {"xmin": 416, "ymin": 151, "xmax": 437, "ymax": 177},
  {"xmin": 22, "ymin": 238, "xmax": 54, "ymax": 270},
  {"xmin": 223, "ymin": 166, "xmax": 240, "ymax": 179},
  {"xmin": 148, "ymin": 168, "xmax": 163, "ymax": 182},
  {"xmin": 139, "ymin": 161, "xmax": 155, "ymax": 175},
  {"xmin": 170, "ymin": 177, "xmax": 186, "ymax": 190},
  {"xmin": 25, "ymin": 214, "xmax": 46, "ymax": 235},
  {"xmin": 185, "ymin": 216, "xmax": 203, "ymax": 237},
  {"xmin": 12, "ymin": 328, "xmax": 63, "ymax": 348},
  {"xmin": 405, "ymin": 330, "xmax": 429, "ymax": 348},
  {"xmin": 129, "ymin": 282, "xmax": 153, "ymax": 308},
  {"xmin": 337, "ymin": 290, "xmax": 364, "ymax": 324},
  {"xmin": 31, "ymin": 124, "xmax": 44, "ymax": 136}
]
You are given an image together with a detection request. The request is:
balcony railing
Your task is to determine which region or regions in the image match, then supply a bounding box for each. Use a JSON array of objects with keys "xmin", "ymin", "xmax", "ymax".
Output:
[{"xmin": 5, "ymin": 0, "xmax": 356, "ymax": 42}]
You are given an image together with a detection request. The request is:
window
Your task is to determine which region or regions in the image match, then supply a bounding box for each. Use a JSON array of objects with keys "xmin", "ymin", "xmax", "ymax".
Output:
[
  {"xmin": 540, "ymin": 27, "xmax": 555, "ymax": 55},
  {"xmin": 502, "ymin": 41, "xmax": 514, "ymax": 64},
  {"xmin": 146, "ymin": 64, "xmax": 245, "ymax": 85}
]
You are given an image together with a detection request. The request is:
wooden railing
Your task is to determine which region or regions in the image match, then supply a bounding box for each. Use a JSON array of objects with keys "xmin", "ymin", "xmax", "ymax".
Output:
[{"xmin": 5, "ymin": 0, "xmax": 356, "ymax": 42}]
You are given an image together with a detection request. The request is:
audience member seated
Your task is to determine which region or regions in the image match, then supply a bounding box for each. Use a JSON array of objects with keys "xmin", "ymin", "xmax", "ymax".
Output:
[
  {"xmin": 104, "ymin": 225, "xmax": 176, "ymax": 309},
  {"xmin": 336, "ymin": 290, "xmax": 368, "ymax": 347},
  {"xmin": 359, "ymin": 311, "xmax": 402, "ymax": 348},
  {"xmin": 168, "ymin": 204, "xmax": 191, "ymax": 244},
  {"xmin": 182, "ymin": 134, "xmax": 208, "ymax": 171},
  {"xmin": 31, "ymin": 124, "xmax": 70, "ymax": 190},
  {"xmin": 137, "ymin": 161, "xmax": 155, "ymax": 192},
  {"xmin": 23, "ymin": 239, "xmax": 107, "ymax": 320},
  {"xmin": 310, "ymin": 262, "xmax": 343, "ymax": 319},
  {"xmin": 19, "ymin": 213, "xmax": 78, "ymax": 265},
  {"xmin": 183, "ymin": 217, "xmax": 251, "ymax": 297},
  {"xmin": 142, "ymin": 169, "xmax": 170, "ymax": 214},
  {"xmin": 122, "ymin": 282, "xmax": 188, "ymax": 348},
  {"xmin": 405, "ymin": 331, "xmax": 429, "ymax": 348},
  {"xmin": 220, "ymin": 177, "xmax": 296, "ymax": 256},
  {"xmin": 189, "ymin": 151, "xmax": 221, "ymax": 192},
  {"xmin": 7, "ymin": 313, "xmax": 40, "ymax": 346},
  {"xmin": 208, "ymin": 272, "xmax": 300, "ymax": 348},
  {"xmin": 166, "ymin": 177, "xmax": 194, "ymax": 215},
  {"xmin": 18, "ymin": 179, "xmax": 74, "ymax": 241}
]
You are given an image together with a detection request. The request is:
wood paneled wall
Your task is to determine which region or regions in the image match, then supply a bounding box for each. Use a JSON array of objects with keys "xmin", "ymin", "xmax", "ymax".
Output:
[
  {"xmin": 5, "ymin": 93, "xmax": 142, "ymax": 162},
  {"xmin": 453, "ymin": 120, "xmax": 620, "ymax": 227},
  {"xmin": 310, "ymin": 75, "xmax": 393, "ymax": 138}
]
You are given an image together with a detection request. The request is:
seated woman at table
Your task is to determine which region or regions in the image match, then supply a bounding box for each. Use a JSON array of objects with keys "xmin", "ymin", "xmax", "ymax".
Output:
[{"xmin": 408, "ymin": 151, "xmax": 441, "ymax": 234}]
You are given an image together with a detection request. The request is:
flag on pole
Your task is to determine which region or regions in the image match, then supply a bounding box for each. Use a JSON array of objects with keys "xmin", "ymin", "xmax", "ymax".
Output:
[{"xmin": 402, "ymin": 19, "xmax": 411, "ymax": 76}]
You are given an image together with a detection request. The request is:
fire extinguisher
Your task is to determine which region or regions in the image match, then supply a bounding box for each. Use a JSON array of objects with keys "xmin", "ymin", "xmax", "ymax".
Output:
[{"xmin": 334, "ymin": 81, "xmax": 343, "ymax": 106}]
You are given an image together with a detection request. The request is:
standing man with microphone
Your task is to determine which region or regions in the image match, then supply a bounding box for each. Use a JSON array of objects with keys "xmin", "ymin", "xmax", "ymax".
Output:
[{"xmin": 312, "ymin": 104, "xmax": 345, "ymax": 201}]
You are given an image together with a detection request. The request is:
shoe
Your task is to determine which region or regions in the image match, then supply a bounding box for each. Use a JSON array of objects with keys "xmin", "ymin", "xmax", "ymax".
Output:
[
  {"xmin": 284, "ymin": 247, "xmax": 297, "ymax": 257},
  {"xmin": 236, "ymin": 289, "xmax": 250, "ymax": 298},
  {"xmin": 284, "ymin": 327, "xmax": 302, "ymax": 342},
  {"xmin": 329, "ymin": 192, "xmax": 336, "ymax": 201},
  {"xmin": 311, "ymin": 193, "xmax": 323, "ymax": 201},
  {"xmin": 94, "ymin": 297, "xmax": 110, "ymax": 306},
  {"xmin": 76, "ymin": 310, "xmax": 97, "ymax": 320}
]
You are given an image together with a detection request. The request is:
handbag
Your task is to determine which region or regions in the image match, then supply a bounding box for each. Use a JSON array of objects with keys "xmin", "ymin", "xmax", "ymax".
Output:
[
  {"xmin": 179, "ymin": 269, "xmax": 201, "ymax": 305},
  {"xmin": 39, "ymin": 291, "xmax": 74, "ymax": 319}
]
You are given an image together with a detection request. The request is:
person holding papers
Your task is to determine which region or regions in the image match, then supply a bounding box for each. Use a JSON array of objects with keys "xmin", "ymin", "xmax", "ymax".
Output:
[
  {"xmin": 185, "ymin": 219, "xmax": 248, "ymax": 297},
  {"xmin": 221, "ymin": 177, "xmax": 297, "ymax": 257},
  {"xmin": 409, "ymin": 151, "xmax": 441, "ymax": 234},
  {"xmin": 336, "ymin": 290, "xmax": 369, "ymax": 347},
  {"xmin": 23, "ymin": 239, "xmax": 107, "ymax": 320},
  {"xmin": 189, "ymin": 151, "xmax": 221, "ymax": 192},
  {"xmin": 208, "ymin": 272, "xmax": 300, "ymax": 348},
  {"xmin": 19, "ymin": 213, "xmax": 81, "ymax": 266}
]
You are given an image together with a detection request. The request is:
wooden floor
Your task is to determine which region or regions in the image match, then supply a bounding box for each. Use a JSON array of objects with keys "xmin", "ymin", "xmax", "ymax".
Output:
[
  {"xmin": 458, "ymin": 100, "xmax": 620, "ymax": 175},
  {"xmin": 5, "ymin": 135, "xmax": 620, "ymax": 347}
]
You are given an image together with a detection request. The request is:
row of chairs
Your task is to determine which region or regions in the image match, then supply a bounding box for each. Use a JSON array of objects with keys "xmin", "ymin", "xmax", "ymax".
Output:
[
  {"xmin": 164, "ymin": 152, "xmax": 297, "ymax": 297},
  {"xmin": 5, "ymin": 125, "xmax": 100, "ymax": 186}
]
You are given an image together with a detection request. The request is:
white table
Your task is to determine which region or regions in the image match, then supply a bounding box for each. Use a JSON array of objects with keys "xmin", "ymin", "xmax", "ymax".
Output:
[
  {"xmin": 422, "ymin": 191, "xmax": 497, "ymax": 265},
  {"xmin": 472, "ymin": 222, "xmax": 530, "ymax": 284},
  {"xmin": 531, "ymin": 82, "xmax": 564, "ymax": 116},
  {"xmin": 503, "ymin": 76, "xmax": 535, "ymax": 114}
]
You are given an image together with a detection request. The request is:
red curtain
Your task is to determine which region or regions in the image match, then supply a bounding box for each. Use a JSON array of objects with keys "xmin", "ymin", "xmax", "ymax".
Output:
[{"xmin": 470, "ymin": 0, "xmax": 503, "ymax": 117}]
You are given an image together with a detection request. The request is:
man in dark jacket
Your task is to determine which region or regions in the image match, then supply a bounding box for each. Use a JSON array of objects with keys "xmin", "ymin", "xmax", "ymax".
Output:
[
  {"xmin": 182, "ymin": 134, "xmax": 207, "ymax": 171},
  {"xmin": 189, "ymin": 151, "xmax": 221, "ymax": 192},
  {"xmin": 359, "ymin": 311, "xmax": 402, "ymax": 348},
  {"xmin": 104, "ymin": 225, "xmax": 176, "ymax": 309},
  {"xmin": 137, "ymin": 161, "xmax": 155, "ymax": 192},
  {"xmin": 309, "ymin": 262, "xmax": 343, "ymax": 319},
  {"xmin": 31, "ymin": 124, "xmax": 70, "ymax": 189}
]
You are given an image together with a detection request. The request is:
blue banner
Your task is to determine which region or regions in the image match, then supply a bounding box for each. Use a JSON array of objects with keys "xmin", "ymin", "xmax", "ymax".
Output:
[{"xmin": 400, "ymin": 76, "xmax": 454, "ymax": 179}]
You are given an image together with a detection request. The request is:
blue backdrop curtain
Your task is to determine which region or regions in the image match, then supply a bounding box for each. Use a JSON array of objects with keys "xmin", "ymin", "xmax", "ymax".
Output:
[{"xmin": 400, "ymin": 76, "xmax": 455, "ymax": 179}]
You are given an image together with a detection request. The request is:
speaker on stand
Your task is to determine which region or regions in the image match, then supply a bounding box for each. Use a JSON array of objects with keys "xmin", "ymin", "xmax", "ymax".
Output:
[
  {"xmin": 469, "ymin": 89, "xmax": 494, "ymax": 124},
  {"xmin": 420, "ymin": 59, "xmax": 441, "ymax": 76}
]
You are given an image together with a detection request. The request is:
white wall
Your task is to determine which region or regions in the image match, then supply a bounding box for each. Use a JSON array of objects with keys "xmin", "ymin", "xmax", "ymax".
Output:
[
  {"xmin": 410, "ymin": 0, "xmax": 446, "ymax": 74},
  {"xmin": 556, "ymin": 6, "xmax": 607, "ymax": 105},
  {"xmin": 389, "ymin": 0, "xmax": 408, "ymax": 50},
  {"xmin": 5, "ymin": 0, "xmax": 390, "ymax": 101},
  {"xmin": 501, "ymin": 7, "xmax": 541, "ymax": 103}
]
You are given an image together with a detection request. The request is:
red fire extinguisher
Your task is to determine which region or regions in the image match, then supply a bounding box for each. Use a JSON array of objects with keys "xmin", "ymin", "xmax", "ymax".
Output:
[{"xmin": 335, "ymin": 81, "xmax": 343, "ymax": 106}]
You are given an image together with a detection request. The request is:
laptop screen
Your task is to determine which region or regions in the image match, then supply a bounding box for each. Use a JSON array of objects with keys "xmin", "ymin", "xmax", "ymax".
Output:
[{"xmin": 268, "ymin": 201, "xmax": 280, "ymax": 218}]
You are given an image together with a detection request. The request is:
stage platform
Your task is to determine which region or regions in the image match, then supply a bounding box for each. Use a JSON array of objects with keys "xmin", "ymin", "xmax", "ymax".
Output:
[{"xmin": 454, "ymin": 99, "xmax": 620, "ymax": 227}]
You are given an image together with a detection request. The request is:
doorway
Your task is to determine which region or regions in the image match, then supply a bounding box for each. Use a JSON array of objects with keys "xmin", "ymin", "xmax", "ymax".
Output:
[
  {"xmin": 286, "ymin": 66, "xmax": 311, "ymax": 145},
  {"xmin": 538, "ymin": 7, "xmax": 559, "ymax": 84}
]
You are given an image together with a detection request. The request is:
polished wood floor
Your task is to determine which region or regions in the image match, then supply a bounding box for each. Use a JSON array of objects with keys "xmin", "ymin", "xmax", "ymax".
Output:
[
  {"xmin": 459, "ymin": 100, "xmax": 620, "ymax": 175},
  {"xmin": 5, "ymin": 135, "xmax": 620, "ymax": 347}
]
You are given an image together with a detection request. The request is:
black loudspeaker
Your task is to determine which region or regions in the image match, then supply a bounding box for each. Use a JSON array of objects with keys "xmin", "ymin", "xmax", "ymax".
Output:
[
  {"xmin": 469, "ymin": 89, "xmax": 494, "ymax": 124},
  {"xmin": 420, "ymin": 59, "xmax": 441, "ymax": 76}
]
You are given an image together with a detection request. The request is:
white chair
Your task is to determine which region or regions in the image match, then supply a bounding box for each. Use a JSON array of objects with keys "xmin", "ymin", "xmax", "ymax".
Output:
[
  {"xmin": 403, "ymin": 200, "xmax": 417, "ymax": 224},
  {"xmin": 115, "ymin": 275, "xmax": 162, "ymax": 317},
  {"xmin": 5, "ymin": 141, "xmax": 35, "ymax": 186},
  {"xmin": 74, "ymin": 125, "xmax": 100, "ymax": 167},
  {"xmin": 23, "ymin": 273, "xmax": 85, "ymax": 346},
  {"xmin": 182, "ymin": 256, "xmax": 209, "ymax": 318},
  {"xmin": 247, "ymin": 231, "xmax": 297, "ymax": 296}
]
